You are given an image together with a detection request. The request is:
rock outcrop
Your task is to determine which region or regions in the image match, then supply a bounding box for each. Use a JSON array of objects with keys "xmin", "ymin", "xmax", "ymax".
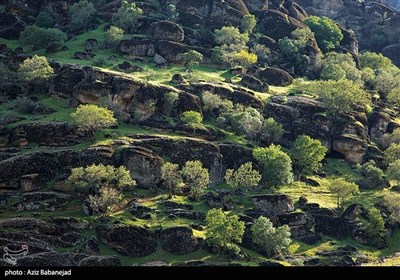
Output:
[{"xmin": 160, "ymin": 227, "xmax": 199, "ymax": 255}]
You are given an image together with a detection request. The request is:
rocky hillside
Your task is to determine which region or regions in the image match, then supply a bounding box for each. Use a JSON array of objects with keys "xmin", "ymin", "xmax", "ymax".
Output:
[{"xmin": 1, "ymin": 0, "xmax": 400, "ymax": 267}]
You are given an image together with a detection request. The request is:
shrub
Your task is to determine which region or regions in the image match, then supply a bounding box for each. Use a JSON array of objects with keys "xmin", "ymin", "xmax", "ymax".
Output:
[
  {"xmin": 112, "ymin": 0, "xmax": 143, "ymax": 33},
  {"xmin": 304, "ymin": 16, "xmax": 343, "ymax": 52},
  {"xmin": 87, "ymin": 187, "xmax": 123, "ymax": 217},
  {"xmin": 181, "ymin": 50, "xmax": 203, "ymax": 68},
  {"xmin": 71, "ymin": 104, "xmax": 117, "ymax": 141},
  {"xmin": 374, "ymin": 71, "xmax": 400, "ymax": 97},
  {"xmin": 181, "ymin": 111, "xmax": 203, "ymax": 126},
  {"xmin": 386, "ymin": 160, "xmax": 400, "ymax": 184},
  {"xmin": 35, "ymin": 12, "xmax": 54, "ymax": 28},
  {"xmin": 181, "ymin": 160, "xmax": 210, "ymax": 200},
  {"xmin": 260, "ymin": 118, "xmax": 284, "ymax": 146},
  {"xmin": 239, "ymin": 110, "xmax": 263, "ymax": 142},
  {"xmin": 291, "ymin": 135, "xmax": 327, "ymax": 178},
  {"xmin": 356, "ymin": 161, "xmax": 386, "ymax": 188},
  {"xmin": 205, "ymin": 208, "xmax": 245, "ymax": 249},
  {"xmin": 328, "ymin": 178, "xmax": 359, "ymax": 210},
  {"xmin": 166, "ymin": 3, "xmax": 179, "ymax": 20},
  {"xmin": 384, "ymin": 143, "xmax": 400, "ymax": 166},
  {"xmin": 230, "ymin": 50, "xmax": 257, "ymax": 68},
  {"xmin": 104, "ymin": 25, "xmax": 124, "ymax": 48},
  {"xmin": 360, "ymin": 52, "xmax": 393, "ymax": 71},
  {"xmin": 162, "ymin": 162, "xmax": 183, "ymax": 197},
  {"xmin": 19, "ymin": 26, "xmax": 66, "ymax": 51},
  {"xmin": 69, "ymin": 0, "xmax": 97, "ymax": 31},
  {"xmin": 240, "ymin": 14, "xmax": 257, "ymax": 34},
  {"xmin": 68, "ymin": 164, "xmax": 135, "ymax": 191},
  {"xmin": 320, "ymin": 64, "xmax": 346, "ymax": 81},
  {"xmin": 13, "ymin": 97, "xmax": 38, "ymax": 114},
  {"xmin": 202, "ymin": 92, "xmax": 233, "ymax": 116},
  {"xmin": 225, "ymin": 162, "xmax": 261, "ymax": 189},
  {"xmin": 387, "ymin": 87, "xmax": 400, "ymax": 105},
  {"xmin": 383, "ymin": 193, "xmax": 400, "ymax": 224},
  {"xmin": 363, "ymin": 207, "xmax": 386, "ymax": 242},
  {"xmin": 0, "ymin": 62, "xmax": 15, "ymax": 83},
  {"xmin": 253, "ymin": 145, "xmax": 293, "ymax": 187},
  {"xmin": 214, "ymin": 26, "xmax": 249, "ymax": 47},
  {"xmin": 251, "ymin": 216, "xmax": 291, "ymax": 257},
  {"xmin": 18, "ymin": 55, "xmax": 54, "ymax": 82}
]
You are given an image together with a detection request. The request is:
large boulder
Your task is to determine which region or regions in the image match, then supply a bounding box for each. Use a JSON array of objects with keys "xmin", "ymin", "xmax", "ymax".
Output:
[
  {"xmin": 156, "ymin": 40, "xmax": 189, "ymax": 63},
  {"xmin": 259, "ymin": 67, "xmax": 294, "ymax": 86},
  {"xmin": 160, "ymin": 227, "xmax": 199, "ymax": 255},
  {"xmin": 278, "ymin": 212, "xmax": 320, "ymax": 244},
  {"xmin": 252, "ymin": 194, "xmax": 294, "ymax": 216},
  {"xmin": 314, "ymin": 214, "xmax": 348, "ymax": 239},
  {"xmin": 241, "ymin": 75, "xmax": 268, "ymax": 92},
  {"xmin": 119, "ymin": 39, "xmax": 155, "ymax": 58},
  {"xmin": 148, "ymin": 20, "xmax": 184, "ymax": 42},
  {"xmin": 96, "ymin": 224, "xmax": 157, "ymax": 257},
  {"xmin": 382, "ymin": 44, "xmax": 400, "ymax": 67},
  {"xmin": 120, "ymin": 146, "xmax": 164, "ymax": 188},
  {"xmin": 0, "ymin": 12, "xmax": 31, "ymax": 40},
  {"xmin": 332, "ymin": 135, "xmax": 367, "ymax": 164}
]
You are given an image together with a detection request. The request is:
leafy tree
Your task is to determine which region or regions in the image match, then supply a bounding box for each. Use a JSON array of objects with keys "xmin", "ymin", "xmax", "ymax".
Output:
[
  {"xmin": 239, "ymin": 110, "xmax": 263, "ymax": 142},
  {"xmin": 104, "ymin": 25, "xmax": 124, "ymax": 48},
  {"xmin": 384, "ymin": 143, "xmax": 400, "ymax": 165},
  {"xmin": 35, "ymin": 12, "xmax": 54, "ymax": 28},
  {"xmin": 291, "ymin": 135, "xmax": 327, "ymax": 178},
  {"xmin": 320, "ymin": 64, "xmax": 346, "ymax": 81},
  {"xmin": 382, "ymin": 128, "xmax": 400, "ymax": 149},
  {"xmin": 214, "ymin": 26, "xmax": 249, "ymax": 47},
  {"xmin": 253, "ymin": 145, "xmax": 293, "ymax": 187},
  {"xmin": 18, "ymin": 55, "xmax": 54, "ymax": 82},
  {"xmin": 68, "ymin": 163, "xmax": 135, "ymax": 191},
  {"xmin": 230, "ymin": 50, "xmax": 258, "ymax": 68},
  {"xmin": 374, "ymin": 71, "xmax": 400, "ymax": 97},
  {"xmin": 304, "ymin": 16, "xmax": 343, "ymax": 52},
  {"xmin": 181, "ymin": 160, "xmax": 210, "ymax": 200},
  {"xmin": 383, "ymin": 193, "xmax": 400, "ymax": 224},
  {"xmin": 363, "ymin": 207, "xmax": 386, "ymax": 242},
  {"xmin": 240, "ymin": 14, "xmax": 257, "ymax": 34},
  {"xmin": 356, "ymin": 161, "xmax": 386, "ymax": 188},
  {"xmin": 181, "ymin": 111, "xmax": 203, "ymax": 127},
  {"xmin": 386, "ymin": 160, "xmax": 400, "ymax": 183},
  {"xmin": 71, "ymin": 104, "xmax": 117, "ymax": 141},
  {"xmin": 162, "ymin": 162, "xmax": 183, "ymax": 197},
  {"xmin": 112, "ymin": 0, "xmax": 143, "ymax": 33},
  {"xmin": 251, "ymin": 216, "xmax": 292, "ymax": 257},
  {"xmin": 0, "ymin": 62, "xmax": 15, "ymax": 84},
  {"xmin": 69, "ymin": 0, "xmax": 97, "ymax": 31},
  {"xmin": 166, "ymin": 3, "xmax": 179, "ymax": 20},
  {"xmin": 205, "ymin": 208, "xmax": 245, "ymax": 248},
  {"xmin": 328, "ymin": 178, "xmax": 359, "ymax": 210},
  {"xmin": 260, "ymin": 118, "xmax": 284, "ymax": 146},
  {"xmin": 181, "ymin": 50, "xmax": 203, "ymax": 68},
  {"xmin": 388, "ymin": 87, "xmax": 400, "ymax": 105},
  {"xmin": 13, "ymin": 96, "xmax": 39, "ymax": 114},
  {"xmin": 87, "ymin": 187, "xmax": 123, "ymax": 217},
  {"xmin": 19, "ymin": 26, "xmax": 67, "ymax": 51},
  {"xmin": 360, "ymin": 52, "xmax": 393, "ymax": 71},
  {"xmin": 225, "ymin": 162, "xmax": 261, "ymax": 189},
  {"xmin": 296, "ymin": 80, "xmax": 371, "ymax": 118},
  {"xmin": 202, "ymin": 92, "xmax": 233, "ymax": 117}
]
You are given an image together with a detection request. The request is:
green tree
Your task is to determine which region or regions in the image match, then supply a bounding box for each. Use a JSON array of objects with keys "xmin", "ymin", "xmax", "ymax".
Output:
[
  {"xmin": 104, "ymin": 25, "xmax": 124, "ymax": 48},
  {"xmin": 19, "ymin": 25, "xmax": 67, "ymax": 51},
  {"xmin": 320, "ymin": 64, "xmax": 346, "ymax": 81},
  {"xmin": 225, "ymin": 162, "xmax": 261, "ymax": 189},
  {"xmin": 387, "ymin": 87, "xmax": 400, "ymax": 105},
  {"xmin": 363, "ymin": 207, "xmax": 386, "ymax": 242},
  {"xmin": 0, "ymin": 62, "xmax": 15, "ymax": 84},
  {"xmin": 68, "ymin": 163, "xmax": 135, "ymax": 191},
  {"xmin": 214, "ymin": 26, "xmax": 249, "ymax": 47},
  {"xmin": 386, "ymin": 160, "xmax": 400, "ymax": 183},
  {"xmin": 181, "ymin": 50, "xmax": 203, "ymax": 68},
  {"xmin": 238, "ymin": 110, "xmax": 263, "ymax": 142},
  {"xmin": 18, "ymin": 55, "xmax": 54, "ymax": 82},
  {"xmin": 291, "ymin": 135, "xmax": 327, "ymax": 178},
  {"xmin": 87, "ymin": 187, "xmax": 123, "ymax": 217},
  {"xmin": 383, "ymin": 193, "xmax": 400, "ymax": 224},
  {"xmin": 360, "ymin": 51, "xmax": 393, "ymax": 71},
  {"xmin": 251, "ymin": 216, "xmax": 292, "ymax": 257},
  {"xmin": 328, "ymin": 178, "xmax": 359, "ymax": 210},
  {"xmin": 35, "ymin": 12, "xmax": 54, "ymax": 28},
  {"xmin": 112, "ymin": 0, "xmax": 143, "ymax": 33},
  {"xmin": 162, "ymin": 162, "xmax": 183, "ymax": 197},
  {"xmin": 181, "ymin": 160, "xmax": 210, "ymax": 200},
  {"xmin": 181, "ymin": 111, "xmax": 203, "ymax": 127},
  {"xmin": 384, "ymin": 143, "xmax": 400, "ymax": 165},
  {"xmin": 229, "ymin": 50, "xmax": 258, "ymax": 68},
  {"xmin": 202, "ymin": 92, "xmax": 233, "ymax": 117},
  {"xmin": 69, "ymin": 0, "xmax": 97, "ymax": 31},
  {"xmin": 253, "ymin": 145, "xmax": 293, "ymax": 187},
  {"xmin": 240, "ymin": 14, "xmax": 257, "ymax": 34},
  {"xmin": 260, "ymin": 117, "xmax": 284, "ymax": 146},
  {"xmin": 304, "ymin": 16, "xmax": 343, "ymax": 52},
  {"xmin": 356, "ymin": 161, "xmax": 386, "ymax": 188},
  {"xmin": 205, "ymin": 208, "xmax": 245, "ymax": 249},
  {"xmin": 71, "ymin": 104, "xmax": 117, "ymax": 141}
]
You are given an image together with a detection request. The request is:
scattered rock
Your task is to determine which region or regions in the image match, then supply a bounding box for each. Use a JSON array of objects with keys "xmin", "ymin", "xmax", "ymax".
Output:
[
  {"xmin": 148, "ymin": 21, "xmax": 184, "ymax": 42},
  {"xmin": 252, "ymin": 194, "xmax": 294, "ymax": 216},
  {"xmin": 259, "ymin": 67, "xmax": 294, "ymax": 86},
  {"xmin": 241, "ymin": 75, "xmax": 268, "ymax": 92},
  {"xmin": 171, "ymin": 73, "xmax": 185, "ymax": 84}
]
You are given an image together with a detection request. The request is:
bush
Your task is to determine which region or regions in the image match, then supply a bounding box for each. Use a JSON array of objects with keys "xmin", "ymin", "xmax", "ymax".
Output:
[
  {"xmin": 230, "ymin": 50, "xmax": 257, "ymax": 68},
  {"xmin": 386, "ymin": 160, "xmax": 400, "ymax": 184},
  {"xmin": 181, "ymin": 160, "xmax": 210, "ymax": 200},
  {"xmin": 321, "ymin": 52, "xmax": 360, "ymax": 82},
  {"xmin": 320, "ymin": 64, "xmax": 346, "ymax": 81},
  {"xmin": 13, "ymin": 97, "xmax": 38, "ymax": 114},
  {"xmin": 304, "ymin": 16, "xmax": 343, "ymax": 52},
  {"xmin": 260, "ymin": 118, "xmax": 284, "ymax": 145},
  {"xmin": 225, "ymin": 162, "xmax": 261, "ymax": 189},
  {"xmin": 291, "ymin": 135, "xmax": 327, "ymax": 178},
  {"xmin": 356, "ymin": 161, "xmax": 386, "ymax": 188},
  {"xmin": 251, "ymin": 216, "xmax": 291, "ymax": 257},
  {"xmin": 162, "ymin": 162, "xmax": 183, "ymax": 197},
  {"xmin": 238, "ymin": 109, "xmax": 263, "ymax": 142},
  {"xmin": 0, "ymin": 62, "xmax": 15, "ymax": 84},
  {"xmin": 384, "ymin": 143, "xmax": 400, "ymax": 166},
  {"xmin": 35, "ymin": 12, "xmax": 54, "ymax": 28},
  {"xmin": 214, "ymin": 26, "xmax": 249, "ymax": 47},
  {"xmin": 253, "ymin": 145, "xmax": 293, "ymax": 187},
  {"xmin": 181, "ymin": 111, "xmax": 203, "ymax": 126},
  {"xmin": 104, "ymin": 25, "xmax": 124, "ymax": 48},
  {"xmin": 112, "ymin": 0, "xmax": 143, "ymax": 33},
  {"xmin": 383, "ymin": 193, "xmax": 400, "ymax": 224},
  {"xmin": 18, "ymin": 55, "xmax": 54, "ymax": 82},
  {"xmin": 181, "ymin": 50, "xmax": 203, "ymax": 68},
  {"xmin": 374, "ymin": 71, "xmax": 400, "ymax": 97},
  {"xmin": 362, "ymin": 207, "xmax": 387, "ymax": 243},
  {"xmin": 360, "ymin": 52, "xmax": 393, "ymax": 71},
  {"xmin": 69, "ymin": 0, "xmax": 96, "ymax": 31},
  {"xmin": 166, "ymin": 3, "xmax": 179, "ymax": 20},
  {"xmin": 202, "ymin": 92, "xmax": 233, "ymax": 116},
  {"xmin": 328, "ymin": 178, "xmax": 359, "ymax": 210},
  {"xmin": 19, "ymin": 25, "xmax": 66, "ymax": 51},
  {"xmin": 71, "ymin": 104, "xmax": 117, "ymax": 141},
  {"xmin": 87, "ymin": 187, "xmax": 123, "ymax": 217},
  {"xmin": 240, "ymin": 14, "xmax": 257, "ymax": 34},
  {"xmin": 68, "ymin": 164, "xmax": 135, "ymax": 192},
  {"xmin": 387, "ymin": 87, "xmax": 400, "ymax": 105},
  {"xmin": 205, "ymin": 208, "xmax": 245, "ymax": 249}
]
